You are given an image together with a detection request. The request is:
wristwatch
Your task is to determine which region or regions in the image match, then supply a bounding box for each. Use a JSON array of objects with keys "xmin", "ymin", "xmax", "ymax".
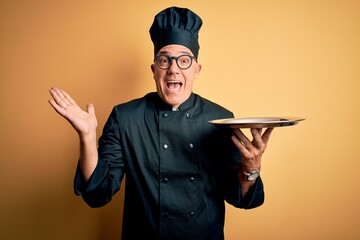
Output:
[{"xmin": 243, "ymin": 169, "xmax": 260, "ymax": 181}]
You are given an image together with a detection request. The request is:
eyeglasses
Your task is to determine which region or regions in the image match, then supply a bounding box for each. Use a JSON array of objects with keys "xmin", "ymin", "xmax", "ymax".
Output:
[{"xmin": 154, "ymin": 54, "xmax": 196, "ymax": 70}]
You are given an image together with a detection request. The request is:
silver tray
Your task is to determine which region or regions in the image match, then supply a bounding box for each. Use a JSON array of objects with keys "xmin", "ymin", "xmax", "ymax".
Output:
[{"xmin": 209, "ymin": 117, "xmax": 305, "ymax": 129}]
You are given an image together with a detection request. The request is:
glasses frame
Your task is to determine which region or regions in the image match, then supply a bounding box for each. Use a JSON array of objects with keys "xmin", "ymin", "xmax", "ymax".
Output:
[{"xmin": 154, "ymin": 54, "xmax": 196, "ymax": 70}]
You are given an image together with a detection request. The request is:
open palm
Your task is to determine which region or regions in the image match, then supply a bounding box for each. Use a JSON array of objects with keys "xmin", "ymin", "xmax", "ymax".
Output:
[{"xmin": 48, "ymin": 87, "xmax": 98, "ymax": 136}]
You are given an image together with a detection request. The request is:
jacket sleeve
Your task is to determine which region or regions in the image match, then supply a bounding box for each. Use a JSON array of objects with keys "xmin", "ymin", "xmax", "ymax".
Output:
[
  {"xmin": 221, "ymin": 128, "xmax": 265, "ymax": 209},
  {"xmin": 74, "ymin": 107, "xmax": 125, "ymax": 208},
  {"xmin": 224, "ymin": 165, "xmax": 265, "ymax": 209}
]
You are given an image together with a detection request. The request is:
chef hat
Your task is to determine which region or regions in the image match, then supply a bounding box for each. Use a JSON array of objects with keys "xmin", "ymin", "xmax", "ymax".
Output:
[{"xmin": 149, "ymin": 6, "xmax": 203, "ymax": 59}]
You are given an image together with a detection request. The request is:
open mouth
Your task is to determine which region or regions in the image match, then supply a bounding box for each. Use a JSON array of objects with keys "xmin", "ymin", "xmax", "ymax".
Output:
[{"xmin": 166, "ymin": 81, "xmax": 183, "ymax": 91}]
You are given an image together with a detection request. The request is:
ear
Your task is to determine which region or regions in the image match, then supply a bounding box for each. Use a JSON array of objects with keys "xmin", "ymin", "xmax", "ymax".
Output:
[
  {"xmin": 194, "ymin": 63, "xmax": 202, "ymax": 79},
  {"xmin": 151, "ymin": 64, "xmax": 155, "ymax": 74}
]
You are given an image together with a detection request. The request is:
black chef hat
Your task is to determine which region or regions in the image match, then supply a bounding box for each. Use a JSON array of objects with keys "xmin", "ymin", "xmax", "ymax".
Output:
[{"xmin": 149, "ymin": 6, "xmax": 203, "ymax": 59}]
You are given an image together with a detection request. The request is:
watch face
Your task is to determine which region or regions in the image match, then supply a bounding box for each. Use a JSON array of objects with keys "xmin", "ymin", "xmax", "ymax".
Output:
[{"xmin": 247, "ymin": 172, "xmax": 260, "ymax": 181}]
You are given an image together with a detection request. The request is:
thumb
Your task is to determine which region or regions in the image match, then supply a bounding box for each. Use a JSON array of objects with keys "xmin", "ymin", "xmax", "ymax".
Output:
[{"xmin": 86, "ymin": 103, "xmax": 95, "ymax": 115}]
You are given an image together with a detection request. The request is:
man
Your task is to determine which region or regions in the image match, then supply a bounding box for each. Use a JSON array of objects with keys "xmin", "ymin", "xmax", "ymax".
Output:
[{"xmin": 49, "ymin": 6, "xmax": 273, "ymax": 240}]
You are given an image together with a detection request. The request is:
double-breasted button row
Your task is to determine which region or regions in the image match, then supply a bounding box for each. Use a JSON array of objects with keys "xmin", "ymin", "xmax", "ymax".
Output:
[
  {"xmin": 161, "ymin": 112, "xmax": 191, "ymax": 118},
  {"xmin": 160, "ymin": 211, "xmax": 195, "ymax": 218},
  {"xmin": 160, "ymin": 176, "xmax": 196, "ymax": 183},
  {"xmin": 162, "ymin": 143, "xmax": 194, "ymax": 149}
]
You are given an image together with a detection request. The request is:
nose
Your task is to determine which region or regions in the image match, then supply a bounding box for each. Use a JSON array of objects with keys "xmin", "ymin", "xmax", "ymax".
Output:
[{"xmin": 167, "ymin": 58, "xmax": 180, "ymax": 74}]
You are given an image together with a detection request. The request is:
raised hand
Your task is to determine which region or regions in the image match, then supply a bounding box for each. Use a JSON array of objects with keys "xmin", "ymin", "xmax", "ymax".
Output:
[
  {"xmin": 231, "ymin": 128, "xmax": 273, "ymax": 171},
  {"xmin": 48, "ymin": 87, "xmax": 98, "ymax": 137}
]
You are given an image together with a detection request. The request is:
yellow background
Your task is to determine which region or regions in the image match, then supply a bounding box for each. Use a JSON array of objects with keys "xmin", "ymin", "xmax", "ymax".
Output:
[{"xmin": 1, "ymin": 0, "xmax": 359, "ymax": 239}]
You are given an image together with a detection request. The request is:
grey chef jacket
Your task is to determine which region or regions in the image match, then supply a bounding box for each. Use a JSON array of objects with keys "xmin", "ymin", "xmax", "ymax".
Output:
[{"xmin": 74, "ymin": 92, "xmax": 264, "ymax": 240}]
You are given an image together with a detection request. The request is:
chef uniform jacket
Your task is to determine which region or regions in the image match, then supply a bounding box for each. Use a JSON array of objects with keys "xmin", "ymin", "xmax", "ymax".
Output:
[{"xmin": 74, "ymin": 92, "xmax": 264, "ymax": 240}]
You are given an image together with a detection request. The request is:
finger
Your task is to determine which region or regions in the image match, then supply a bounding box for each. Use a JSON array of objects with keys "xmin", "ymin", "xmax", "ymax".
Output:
[
  {"xmin": 262, "ymin": 128, "xmax": 274, "ymax": 144},
  {"xmin": 232, "ymin": 129, "xmax": 258, "ymax": 158},
  {"xmin": 48, "ymin": 98, "xmax": 66, "ymax": 116},
  {"xmin": 50, "ymin": 87, "xmax": 71, "ymax": 107},
  {"xmin": 49, "ymin": 88, "xmax": 61, "ymax": 102},
  {"xmin": 231, "ymin": 135, "xmax": 251, "ymax": 156},
  {"xmin": 86, "ymin": 103, "xmax": 95, "ymax": 115},
  {"xmin": 251, "ymin": 128, "xmax": 262, "ymax": 135},
  {"xmin": 61, "ymin": 88, "xmax": 77, "ymax": 105},
  {"xmin": 49, "ymin": 88, "xmax": 64, "ymax": 108},
  {"xmin": 233, "ymin": 128, "xmax": 252, "ymax": 146},
  {"xmin": 251, "ymin": 128, "xmax": 264, "ymax": 148}
]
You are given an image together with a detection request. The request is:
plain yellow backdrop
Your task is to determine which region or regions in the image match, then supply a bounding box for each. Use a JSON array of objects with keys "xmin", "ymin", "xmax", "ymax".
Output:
[{"xmin": 1, "ymin": 0, "xmax": 359, "ymax": 239}]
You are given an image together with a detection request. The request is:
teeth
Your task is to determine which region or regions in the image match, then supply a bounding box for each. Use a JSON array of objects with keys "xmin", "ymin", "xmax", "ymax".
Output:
[{"xmin": 168, "ymin": 81, "xmax": 182, "ymax": 85}]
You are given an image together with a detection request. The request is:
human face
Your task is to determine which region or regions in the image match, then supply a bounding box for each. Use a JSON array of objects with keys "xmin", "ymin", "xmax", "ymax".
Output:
[{"xmin": 151, "ymin": 45, "xmax": 201, "ymax": 109}]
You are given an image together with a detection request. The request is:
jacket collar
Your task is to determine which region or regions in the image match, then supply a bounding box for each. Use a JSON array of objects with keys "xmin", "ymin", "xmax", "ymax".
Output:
[{"xmin": 149, "ymin": 92, "xmax": 196, "ymax": 112}]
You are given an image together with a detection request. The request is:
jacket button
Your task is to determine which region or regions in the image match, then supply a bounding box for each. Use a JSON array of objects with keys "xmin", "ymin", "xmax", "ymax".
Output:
[
  {"xmin": 186, "ymin": 113, "xmax": 190, "ymax": 118},
  {"xmin": 163, "ymin": 177, "xmax": 169, "ymax": 183},
  {"xmin": 163, "ymin": 144, "xmax": 168, "ymax": 149},
  {"xmin": 189, "ymin": 177, "xmax": 195, "ymax": 182},
  {"xmin": 188, "ymin": 143, "xmax": 194, "ymax": 149},
  {"xmin": 189, "ymin": 211, "xmax": 195, "ymax": 217},
  {"xmin": 163, "ymin": 113, "xmax": 168, "ymax": 117}
]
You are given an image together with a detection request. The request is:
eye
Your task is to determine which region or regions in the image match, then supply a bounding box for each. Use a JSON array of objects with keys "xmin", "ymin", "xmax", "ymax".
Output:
[
  {"xmin": 159, "ymin": 56, "xmax": 169, "ymax": 63},
  {"xmin": 179, "ymin": 56, "xmax": 190, "ymax": 64},
  {"xmin": 181, "ymin": 59, "xmax": 189, "ymax": 64}
]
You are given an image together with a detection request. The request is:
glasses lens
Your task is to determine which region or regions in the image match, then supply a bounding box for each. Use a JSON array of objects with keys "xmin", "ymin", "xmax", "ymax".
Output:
[
  {"xmin": 177, "ymin": 55, "xmax": 192, "ymax": 69},
  {"xmin": 156, "ymin": 55, "xmax": 170, "ymax": 69}
]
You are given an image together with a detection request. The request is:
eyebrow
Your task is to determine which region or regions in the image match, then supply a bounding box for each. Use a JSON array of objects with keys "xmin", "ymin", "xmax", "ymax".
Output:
[{"xmin": 157, "ymin": 50, "xmax": 191, "ymax": 55}]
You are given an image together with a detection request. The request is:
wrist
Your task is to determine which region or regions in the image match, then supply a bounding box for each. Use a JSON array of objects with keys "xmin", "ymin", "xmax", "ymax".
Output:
[
  {"xmin": 79, "ymin": 130, "xmax": 97, "ymax": 142},
  {"xmin": 239, "ymin": 165, "xmax": 261, "ymax": 181},
  {"xmin": 242, "ymin": 169, "xmax": 260, "ymax": 181}
]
